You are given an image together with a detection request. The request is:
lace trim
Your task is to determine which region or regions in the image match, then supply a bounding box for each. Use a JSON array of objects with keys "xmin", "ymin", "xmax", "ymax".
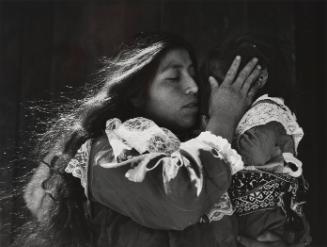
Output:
[
  {"xmin": 64, "ymin": 117, "xmax": 240, "ymax": 222},
  {"xmin": 196, "ymin": 131, "xmax": 244, "ymax": 175},
  {"xmin": 282, "ymin": 152, "xmax": 303, "ymax": 177},
  {"xmin": 104, "ymin": 118, "xmax": 206, "ymax": 196},
  {"xmin": 200, "ymin": 192, "xmax": 234, "ymax": 223},
  {"xmin": 65, "ymin": 141, "xmax": 91, "ymax": 196},
  {"xmin": 236, "ymin": 94, "xmax": 304, "ymax": 154},
  {"xmin": 105, "ymin": 117, "xmax": 180, "ymax": 155},
  {"xmin": 104, "ymin": 118, "xmax": 240, "ymax": 221}
]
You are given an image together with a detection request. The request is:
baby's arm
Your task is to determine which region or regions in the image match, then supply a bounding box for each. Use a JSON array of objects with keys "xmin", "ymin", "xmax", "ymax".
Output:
[{"xmin": 238, "ymin": 123, "xmax": 282, "ymax": 166}]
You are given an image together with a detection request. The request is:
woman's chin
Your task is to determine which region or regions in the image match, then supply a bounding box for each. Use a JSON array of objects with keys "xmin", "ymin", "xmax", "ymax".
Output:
[{"xmin": 177, "ymin": 116, "xmax": 198, "ymax": 130}]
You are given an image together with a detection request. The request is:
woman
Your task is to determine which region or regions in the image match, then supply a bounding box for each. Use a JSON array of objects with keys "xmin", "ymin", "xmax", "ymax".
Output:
[{"xmin": 18, "ymin": 33, "xmax": 288, "ymax": 247}]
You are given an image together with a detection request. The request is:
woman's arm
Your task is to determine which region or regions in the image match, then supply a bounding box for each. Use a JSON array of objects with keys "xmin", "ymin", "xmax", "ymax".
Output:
[{"xmin": 89, "ymin": 132, "xmax": 237, "ymax": 230}]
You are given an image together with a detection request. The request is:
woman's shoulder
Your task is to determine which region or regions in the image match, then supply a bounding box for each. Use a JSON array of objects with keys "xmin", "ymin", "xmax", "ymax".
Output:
[
  {"xmin": 89, "ymin": 116, "xmax": 164, "ymax": 158},
  {"xmin": 104, "ymin": 117, "xmax": 181, "ymax": 155},
  {"xmin": 87, "ymin": 116, "xmax": 181, "ymax": 171}
]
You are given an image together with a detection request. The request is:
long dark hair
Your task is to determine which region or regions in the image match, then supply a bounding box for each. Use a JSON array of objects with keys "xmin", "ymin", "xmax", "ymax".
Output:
[{"xmin": 12, "ymin": 32, "xmax": 198, "ymax": 247}]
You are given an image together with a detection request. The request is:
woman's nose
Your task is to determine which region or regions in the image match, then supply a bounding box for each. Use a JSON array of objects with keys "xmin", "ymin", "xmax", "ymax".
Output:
[{"xmin": 184, "ymin": 75, "xmax": 198, "ymax": 95}]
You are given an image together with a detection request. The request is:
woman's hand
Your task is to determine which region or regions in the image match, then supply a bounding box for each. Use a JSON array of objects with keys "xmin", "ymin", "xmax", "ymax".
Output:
[
  {"xmin": 208, "ymin": 56, "xmax": 263, "ymax": 121},
  {"xmin": 206, "ymin": 56, "xmax": 265, "ymax": 140}
]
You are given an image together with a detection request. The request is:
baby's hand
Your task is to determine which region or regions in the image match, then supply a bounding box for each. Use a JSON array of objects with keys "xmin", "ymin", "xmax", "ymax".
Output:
[{"xmin": 238, "ymin": 127, "xmax": 280, "ymax": 166}]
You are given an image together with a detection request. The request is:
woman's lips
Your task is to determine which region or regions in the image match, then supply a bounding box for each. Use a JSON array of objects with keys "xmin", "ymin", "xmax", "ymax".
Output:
[{"xmin": 183, "ymin": 102, "xmax": 199, "ymax": 110}]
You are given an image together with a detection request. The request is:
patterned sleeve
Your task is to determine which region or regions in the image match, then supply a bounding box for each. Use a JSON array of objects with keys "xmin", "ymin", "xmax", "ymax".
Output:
[{"xmin": 87, "ymin": 117, "xmax": 243, "ymax": 230}]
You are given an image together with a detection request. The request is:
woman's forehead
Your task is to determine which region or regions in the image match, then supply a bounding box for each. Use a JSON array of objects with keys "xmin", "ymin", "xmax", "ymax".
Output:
[{"xmin": 158, "ymin": 49, "xmax": 193, "ymax": 72}]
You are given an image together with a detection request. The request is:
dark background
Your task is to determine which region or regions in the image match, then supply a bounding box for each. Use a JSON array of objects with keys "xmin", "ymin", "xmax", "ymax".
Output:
[{"xmin": 0, "ymin": 1, "xmax": 326, "ymax": 246}]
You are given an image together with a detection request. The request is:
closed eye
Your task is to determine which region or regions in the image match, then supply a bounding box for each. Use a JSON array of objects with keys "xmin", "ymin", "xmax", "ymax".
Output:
[{"xmin": 166, "ymin": 74, "xmax": 180, "ymax": 82}]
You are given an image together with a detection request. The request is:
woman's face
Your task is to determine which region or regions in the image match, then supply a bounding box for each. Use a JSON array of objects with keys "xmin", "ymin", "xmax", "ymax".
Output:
[{"xmin": 143, "ymin": 49, "xmax": 199, "ymax": 132}]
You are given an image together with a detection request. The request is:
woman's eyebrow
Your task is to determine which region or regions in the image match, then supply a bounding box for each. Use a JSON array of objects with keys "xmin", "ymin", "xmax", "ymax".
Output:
[{"xmin": 161, "ymin": 62, "xmax": 193, "ymax": 72}]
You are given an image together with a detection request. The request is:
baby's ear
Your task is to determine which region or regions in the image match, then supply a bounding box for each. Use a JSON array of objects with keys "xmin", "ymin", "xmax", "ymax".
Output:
[{"xmin": 278, "ymin": 135, "xmax": 295, "ymax": 154}]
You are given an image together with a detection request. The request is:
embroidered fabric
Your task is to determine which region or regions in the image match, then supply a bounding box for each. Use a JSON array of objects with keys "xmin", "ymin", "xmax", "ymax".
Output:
[
  {"xmin": 229, "ymin": 170, "xmax": 303, "ymax": 217},
  {"xmin": 235, "ymin": 94, "xmax": 304, "ymax": 154},
  {"xmin": 231, "ymin": 95, "xmax": 306, "ymax": 219}
]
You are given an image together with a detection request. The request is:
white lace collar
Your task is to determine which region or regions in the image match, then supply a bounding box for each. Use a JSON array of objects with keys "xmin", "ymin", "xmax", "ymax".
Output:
[{"xmin": 235, "ymin": 94, "xmax": 304, "ymax": 154}]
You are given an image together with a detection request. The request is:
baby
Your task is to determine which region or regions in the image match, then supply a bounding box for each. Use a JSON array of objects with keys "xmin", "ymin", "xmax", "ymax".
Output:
[
  {"xmin": 203, "ymin": 40, "xmax": 310, "ymax": 245},
  {"xmin": 230, "ymin": 94, "xmax": 308, "ymax": 244}
]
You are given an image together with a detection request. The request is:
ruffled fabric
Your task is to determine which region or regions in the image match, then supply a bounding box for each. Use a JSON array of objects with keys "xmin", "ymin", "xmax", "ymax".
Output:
[
  {"xmin": 103, "ymin": 117, "xmax": 185, "ymax": 190},
  {"xmin": 196, "ymin": 131, "xmax": 244, "ymax": 175},
  {"xmin": 66, "ymin": 117, "xmax": 243, "ymax": 222},
  {"xmin": 65, "ymin": 140, "xmax": 91, "ymax": 196},
  {"xmin": 103, "ymin": 119, "xmax": 243, "ymax": 195},
  {"xmin": 105, "ymin": 117, "xmax": 180, "ymax": 155},
  {"xmin": 106, "ymin": 118, "xmax": 242, "ymax": 221}
]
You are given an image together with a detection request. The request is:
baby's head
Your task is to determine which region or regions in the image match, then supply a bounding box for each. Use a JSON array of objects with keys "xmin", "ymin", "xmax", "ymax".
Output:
[
  {"xmin": 200, "ymin": 36, "xmax": 270, "ymax": 118},
  {"xmin": 235, "ymin": 95, "xmax": 304, "ymax": 176},
  {"xmin": 202, "ymin": 34, "xmax": 270, "ymax": 94},
  {"xmin": 207, "ymin": 45, "xmax": 268, "ymax": 82}
]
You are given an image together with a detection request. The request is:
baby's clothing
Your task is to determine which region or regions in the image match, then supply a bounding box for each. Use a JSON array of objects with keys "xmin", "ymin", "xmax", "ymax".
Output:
[{"xmin": 230, "ymin": 169, "xmax": 308, "ymax": 244}]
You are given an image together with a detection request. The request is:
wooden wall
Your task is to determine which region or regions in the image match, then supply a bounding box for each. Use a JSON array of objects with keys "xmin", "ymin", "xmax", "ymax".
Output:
[{"xmin": 0, "ymin": 1, "xmax": 325, "ymax": 246}]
